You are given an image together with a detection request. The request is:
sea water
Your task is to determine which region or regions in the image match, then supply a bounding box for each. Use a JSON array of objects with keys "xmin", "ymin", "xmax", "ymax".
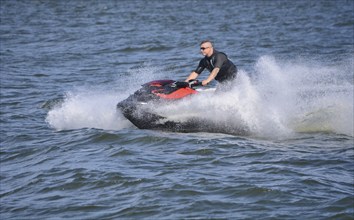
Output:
[{"xmin": 1, "ymin": 0, "xmax": 353, "ymax": 219}]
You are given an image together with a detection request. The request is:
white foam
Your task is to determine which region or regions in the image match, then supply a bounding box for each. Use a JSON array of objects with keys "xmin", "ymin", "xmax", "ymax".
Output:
[
  {"xmin": 46, "ymin": 64, "xmax": 167, "ymax": 131},
  {"xmin": 45, "ymin": 89, "xmax": 131, "ymax": 131},
  {"xmin": 154, "ymin": 55, "xmax": 353, "ymax": 137},
  {"xmin": 46, "ymin": 56, "xmax": 353, "ymax": 137}
]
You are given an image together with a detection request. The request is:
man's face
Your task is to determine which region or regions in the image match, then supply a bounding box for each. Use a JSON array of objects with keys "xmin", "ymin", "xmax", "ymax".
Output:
[{"xmin": 200, "ymin": 42, "xmax": 213, "ymax": 57}]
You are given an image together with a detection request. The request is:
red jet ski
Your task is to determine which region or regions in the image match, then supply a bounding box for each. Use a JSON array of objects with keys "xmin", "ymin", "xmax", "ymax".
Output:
[
  {"xmin": 117, "ymin": 79, "xmax": 205, "ymax": 131},
  {"xmin": 117, "ymin": 79, "xmax": 248, "ymax": 134}
]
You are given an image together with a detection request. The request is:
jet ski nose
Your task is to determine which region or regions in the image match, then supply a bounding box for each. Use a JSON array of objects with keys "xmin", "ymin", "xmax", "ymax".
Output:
[{"xmin": 116, "ymin": 79, "xmax": 201, "ymax": 131}]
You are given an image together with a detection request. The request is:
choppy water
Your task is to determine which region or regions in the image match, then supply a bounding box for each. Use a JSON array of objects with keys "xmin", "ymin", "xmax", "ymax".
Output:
[{"xmin": 1, "ymin": 0, "xmax": 353, "ymax": 219}]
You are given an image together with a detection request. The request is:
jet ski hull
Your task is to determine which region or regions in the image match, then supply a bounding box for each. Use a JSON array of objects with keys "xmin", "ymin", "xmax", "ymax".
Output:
[{"xmin": 117, "ymin": 80, "xmax": 249, "ymax": 135}]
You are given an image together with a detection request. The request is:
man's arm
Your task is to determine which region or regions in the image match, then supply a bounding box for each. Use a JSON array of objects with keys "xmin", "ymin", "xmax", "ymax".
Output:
[
  {"xmin": 185, "ymin": 71, "xmax": 199, "ymax": 82},
  {"xmin": 202, "ymin": 67, "xmax": 220, "ymax": 86}
]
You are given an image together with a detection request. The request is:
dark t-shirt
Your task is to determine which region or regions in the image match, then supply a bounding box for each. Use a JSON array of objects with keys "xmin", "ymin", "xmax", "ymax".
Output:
[{"xmin": 194, "ymin": 50, "xmax": 237, "ymax": 82}]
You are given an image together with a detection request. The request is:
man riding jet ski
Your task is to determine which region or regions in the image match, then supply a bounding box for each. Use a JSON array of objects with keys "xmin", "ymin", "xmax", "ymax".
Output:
[{"xmin": 117, "ymin": 40, "xmax": 244, "ymax": 134}]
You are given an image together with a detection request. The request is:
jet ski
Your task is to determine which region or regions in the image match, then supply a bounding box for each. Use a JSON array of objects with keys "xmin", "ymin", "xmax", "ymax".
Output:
[
  {"xmin": 117, "ymin": 79, "xmax": 204, "ymax": 132},
  {"xmin": 117, "ymin": 79, "xmax": 249, "ymax": 134}
]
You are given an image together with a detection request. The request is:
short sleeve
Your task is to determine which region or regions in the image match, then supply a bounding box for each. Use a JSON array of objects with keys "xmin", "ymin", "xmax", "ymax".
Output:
[
  {"xmin": 213, "ymin": 53, "xmax": 227, "ymax": 68},
  {"xmin": 195, "ymin": 58, "xmax": 206, "ymax": 74}
]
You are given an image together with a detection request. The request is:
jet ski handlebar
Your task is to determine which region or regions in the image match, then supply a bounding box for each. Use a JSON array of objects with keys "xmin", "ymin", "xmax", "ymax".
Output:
[
  {"xmin": 172, "ymin": 80, "xmax": 203, "ymax": 89},
  {"xmin": 188, "ymin": 79, "xmax": 203, "ymax": 88}
]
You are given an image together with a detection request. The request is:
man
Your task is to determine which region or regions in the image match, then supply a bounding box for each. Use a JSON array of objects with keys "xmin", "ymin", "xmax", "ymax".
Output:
[{"xmin": 185, "ymin": 40, "xmax": 237, "ymax": 87}]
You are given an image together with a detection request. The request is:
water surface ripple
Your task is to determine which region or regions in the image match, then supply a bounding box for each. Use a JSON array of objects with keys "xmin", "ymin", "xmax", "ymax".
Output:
[{"xmin": 1, "ymin": 0, "xmax": 353, "ymax": 219}]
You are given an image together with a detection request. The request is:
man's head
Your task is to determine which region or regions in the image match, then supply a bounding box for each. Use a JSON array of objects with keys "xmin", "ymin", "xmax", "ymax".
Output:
[{"xmin": 200, "ymin": 40, "xmax": 214, "ymax": 57}]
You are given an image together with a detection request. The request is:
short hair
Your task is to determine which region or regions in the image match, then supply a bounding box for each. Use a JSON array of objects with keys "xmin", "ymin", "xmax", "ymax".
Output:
[{"xmin": 200, "ymin": 40, "xmax": 213, "ymax": 46}]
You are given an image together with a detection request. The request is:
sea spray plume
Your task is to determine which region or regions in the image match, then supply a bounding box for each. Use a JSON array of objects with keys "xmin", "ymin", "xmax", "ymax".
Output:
[
  {"xmin": 252, "ymin": 55, "xmax": 353, "ymax": 136},
  {"xmin": 213, "ymin": 66, "xmax": 294, "ymax": 137},
  {"xmin": 156, "ymin": 66, "xmax": 295, "ymax": 137},
  {"xmin": 46, "ymin": 65, "xmax": 167, "ymax": 131},
  {"xmin": 150, "ymin": 71, "xmax": 268, "ymax": 136},
  {"xmin": 152, "ymin": 55, "xmax": 353, "ymax": 137},
  {"xmin": 46, "ymin": 89, "xmax": 131, "ymax": 131},
  {"xmin": 46, "ymin": 58, "xmax": 353, "ymax": 136},
  {"xmin": 252, "ymin": 56, "xmax": 297, "ymax": 136}
]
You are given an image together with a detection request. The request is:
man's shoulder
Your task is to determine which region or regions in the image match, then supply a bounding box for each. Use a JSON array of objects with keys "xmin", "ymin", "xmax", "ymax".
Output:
[
  {"xmin": 214, "ymin": 51, "xmax": 228, "ymax": 61},
  {"xmin": 215, "ymin": 51, "xmax": 227, "ymax": 57},
  {"xmin": 200, "ymin": 56, "xmax": 208, "ymax": 62}
]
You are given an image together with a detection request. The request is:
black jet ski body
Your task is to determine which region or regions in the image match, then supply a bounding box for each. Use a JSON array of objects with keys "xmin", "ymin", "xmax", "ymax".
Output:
[
  {"xmin": 117, "ymin": 79, "xmax": 249, "ymax": 134},
  {"xmin": 117, "ymin": 80, "xmax": 202, "ymax": 131}
]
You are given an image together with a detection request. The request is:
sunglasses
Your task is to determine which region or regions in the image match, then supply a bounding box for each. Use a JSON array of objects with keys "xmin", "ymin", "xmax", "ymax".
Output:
[{"xmin": 200, "ymin": 47, "xmax": 209, "ymax": 50}]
